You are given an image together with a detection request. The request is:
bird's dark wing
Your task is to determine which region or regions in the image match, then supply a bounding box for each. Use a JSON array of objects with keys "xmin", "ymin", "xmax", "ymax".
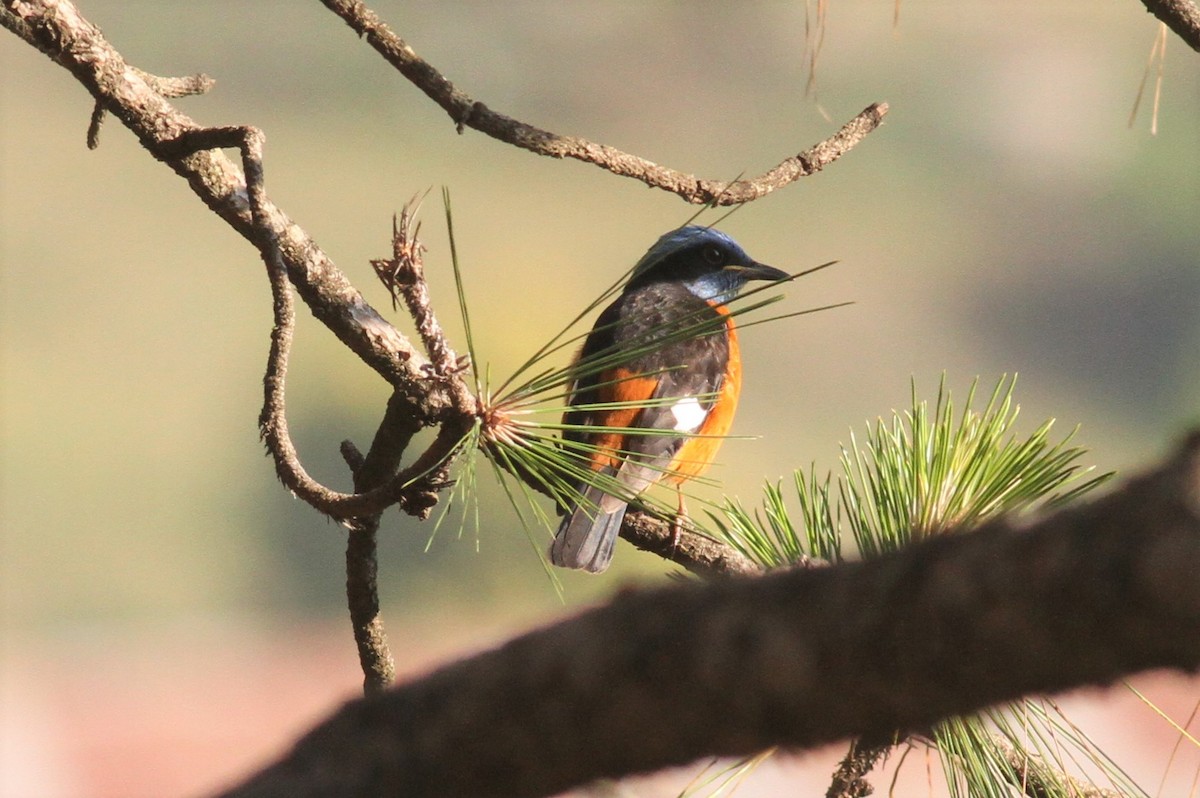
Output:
[{"xmin": 559, "ymin": 284, "xmax": 729, "ymax": 506}]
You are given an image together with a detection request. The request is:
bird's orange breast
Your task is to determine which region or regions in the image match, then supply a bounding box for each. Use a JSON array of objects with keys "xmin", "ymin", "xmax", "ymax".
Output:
[
  {"xmin": 666, "ymin": 304, "xmax": 740, "ymax": 483},
  {"xmin": 584, "ymin": 369, "xmax": 659, "ymax": 472}
]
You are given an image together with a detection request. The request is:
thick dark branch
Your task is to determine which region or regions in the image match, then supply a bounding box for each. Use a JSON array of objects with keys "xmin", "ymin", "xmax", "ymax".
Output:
[
  {"xmin": 1142, "ymin": 0, "xmax": 1200, "ymax": 52},
  {"xmin": 220, "ymin": 431, "xmax": 1200, "ymax": 798},
  {"xmin": 318, "ymin": 0, "xmax": 888, "ymax": 205}
]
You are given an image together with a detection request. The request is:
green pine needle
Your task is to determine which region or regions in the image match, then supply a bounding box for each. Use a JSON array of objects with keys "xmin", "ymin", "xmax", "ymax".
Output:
[
  {"xmin": 933, "ymin": 702, "xmax": 1147, "ymax": 797},
  {"xmin": 842, "ymin": 375, "xmax": 1113, "ymax": 556},
  {"xmin": 712, "ymin": 374, "xmax": 1138, "ymax": 797},
  {"xmin": 442, "ymin": 187, "xmax": 481, "ymax": 396},
  {"xmin": 717, "ymin": 374, "xmax": 1112, "ymax": 568},
  {"xmin": 424, "ymin": 420, "xmax": 483, "ymax": 551},
  {"xmin": 673, "ymin": 748, "xmax": 776, "ymax": 798}
]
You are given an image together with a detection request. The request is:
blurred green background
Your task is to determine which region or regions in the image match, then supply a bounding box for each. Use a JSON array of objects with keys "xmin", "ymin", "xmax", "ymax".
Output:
[{"xmin": 2, "ymin": 2, "xmax": 1198, "ymax": 795}]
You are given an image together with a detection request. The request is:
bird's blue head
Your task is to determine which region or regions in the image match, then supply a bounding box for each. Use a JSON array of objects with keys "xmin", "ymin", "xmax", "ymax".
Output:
[{"xmin": 625, "ymin": 226, "xmax": 788, "ymax": 304}]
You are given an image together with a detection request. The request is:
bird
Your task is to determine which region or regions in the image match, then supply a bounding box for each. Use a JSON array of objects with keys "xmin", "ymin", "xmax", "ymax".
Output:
[{"xmin": 550, "ymin": 226, "xmax": 788, "ymax": 573}]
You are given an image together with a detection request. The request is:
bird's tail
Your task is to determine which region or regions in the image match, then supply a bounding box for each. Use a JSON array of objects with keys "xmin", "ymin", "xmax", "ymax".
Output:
[{"xmin": 550, "ymin": 483, "xmax": 627, "ymax": 574}]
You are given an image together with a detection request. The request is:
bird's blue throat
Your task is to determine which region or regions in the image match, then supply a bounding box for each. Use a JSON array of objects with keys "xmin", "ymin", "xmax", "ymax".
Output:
[{"xmin": 682, "ymin": 270, "xmax": 747, "ymax": 305}]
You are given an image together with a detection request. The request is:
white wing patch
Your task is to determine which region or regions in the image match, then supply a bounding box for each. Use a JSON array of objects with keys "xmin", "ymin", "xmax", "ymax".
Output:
[{"xmin": 671, "ymin": 396, "xmax": 708, "ymax": 432}]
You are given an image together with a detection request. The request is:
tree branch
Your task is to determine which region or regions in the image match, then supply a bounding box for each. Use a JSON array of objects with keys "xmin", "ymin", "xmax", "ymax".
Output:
[
  {"xmin": 621, "ymin": 510, "xmax": 764, "ymax": 578},
  {"xmin": 149, "ymin": 121, "xmax": 418, "ymax": 694},
  {"xmin": 4, "ymin": 0, "xmax": 443, "ymax": 407},
  {"xmin": 250, "ymin": 155, "xmax": 474, "ymax": 520},
  {"xmin": 339, "ymin": 394, "xmax": 429, "ymax": 695},
  {"xmin": 127, "ymin": 121, "xmax": 465, "ymax": 527},
  {"xmin": 220, "ymin": 431, "xmax": 1200, "ymax": 798},
  {"xmin": 318, "ymin": 0, "xmax": 888, "ymax": 205},
  {"xmin": 1141, "ymin": 0, "xmax": 1200, "ymax": 52},
  {"xmin": 88, "ymin": 68, "xmax": 215, "ymax": 149}
]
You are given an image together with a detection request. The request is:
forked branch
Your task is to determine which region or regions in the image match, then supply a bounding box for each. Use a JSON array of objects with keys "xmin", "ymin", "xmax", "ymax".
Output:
[{"xmin": 3, "ymin": 0, "xmax": 437, "ymax": 397}]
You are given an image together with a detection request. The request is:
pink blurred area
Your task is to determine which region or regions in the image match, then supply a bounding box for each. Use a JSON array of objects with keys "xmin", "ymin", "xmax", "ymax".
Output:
[
  {"xmin": 3, "ymin": 620, "xmax": 359, "ymax": 796},
  {"xmin": 4, "ymin": 617, "xmax": 1197, "ymax": 797}
]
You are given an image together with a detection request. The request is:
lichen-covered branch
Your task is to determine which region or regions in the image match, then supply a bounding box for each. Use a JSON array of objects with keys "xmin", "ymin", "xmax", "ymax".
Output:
[{"xmin": 4, "ymin": 0, "xmax": 440, "ymax": 407}]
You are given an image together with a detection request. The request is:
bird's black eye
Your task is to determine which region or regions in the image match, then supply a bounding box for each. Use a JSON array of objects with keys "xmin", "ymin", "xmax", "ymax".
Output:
[{"xmin": 701, "ymin": 245, "xmax": 723, "ymax": 265}]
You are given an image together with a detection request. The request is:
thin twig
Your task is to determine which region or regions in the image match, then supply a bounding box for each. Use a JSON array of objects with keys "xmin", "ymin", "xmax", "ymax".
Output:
[
  {"xmin": 168, "ymin": 123, "xmax": 457, "ymax": 693},
  {"xmin": 88, "ymin": 68, "xmax": 214, "ymax": 149},
  {"xmin": 371, "ymin": 195, "xmax": 464, "ymax": 378},
  {"xmin": 339, "ymin": 438, "xmax": 395, "ymax": 694},
  {"xmin": 159, "ymin": 122, "xmax": 408, "ymax": 693},
  {"xmin": 341, "ymin": 437, "xmax": 394, "ymax": 694},
  {"xmin": 341, "ymin": 440, "xmax": 368, "ymax": 475},
  {"xmin": 340, "ymin": 386, "xmax": 463, "ymax": 695},
  {"xmin": 345, "ymin": 522, "xmax": 394, "ymax": 694},
  {"xmin": 339, "ymin": 394, "xmax": 432, "ymax": 695},
  {"xmin": 318, "ymin": 0, "xmax": 888, "ymax": 205}
]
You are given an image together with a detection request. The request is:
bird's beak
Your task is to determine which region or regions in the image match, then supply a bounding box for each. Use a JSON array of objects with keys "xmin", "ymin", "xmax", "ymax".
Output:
[{"xmin": 732, "ymin": 261, "xmax": 791, "ymax": 283}]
